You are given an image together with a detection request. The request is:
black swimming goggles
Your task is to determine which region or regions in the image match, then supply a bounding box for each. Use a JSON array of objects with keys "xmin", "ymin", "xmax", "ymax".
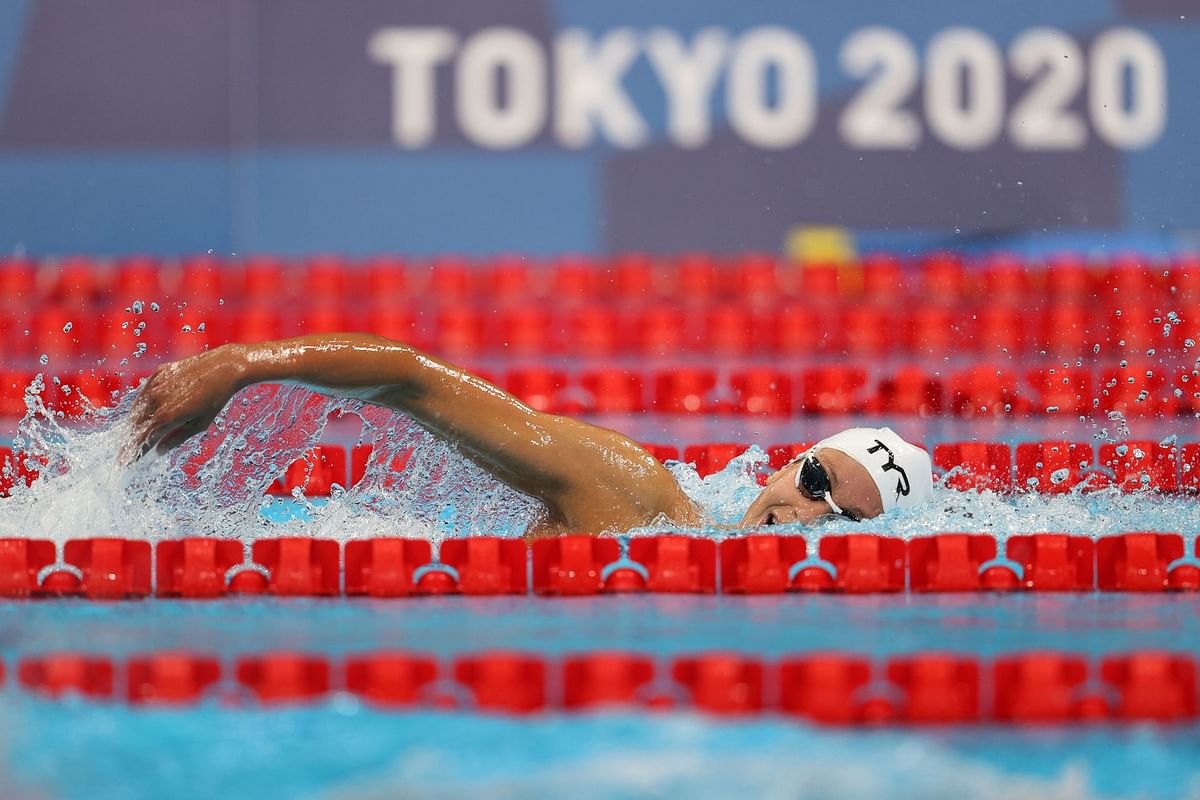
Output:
[{"xmin": 794, "ymin": 453, "xmax": 858, "ymax": 521}]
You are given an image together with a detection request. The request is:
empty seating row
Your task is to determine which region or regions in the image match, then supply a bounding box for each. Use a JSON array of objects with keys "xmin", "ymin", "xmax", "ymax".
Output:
[
  {"xmin": 6, "ymin": 648, "xmax": 1196, "ymax": 723},
  {"xmin": 5, "ymin": 300, "xmax": 1194, "ymax": 363},
  {"xmin": 3, "ymin": 252, "xmax": 1197, "ymax": 307},
  {"xmin": 0, "ymin": 531, "xmax": 1195, "ymax": 598},
  {"xmin": 3, "ymin": 363, "xmax": 1193, "ymax": 419}
]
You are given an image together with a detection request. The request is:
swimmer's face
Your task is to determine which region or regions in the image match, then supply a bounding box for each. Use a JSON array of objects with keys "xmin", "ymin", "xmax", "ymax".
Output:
[{"xmin": 738, "ymin": 448, "xmax": 885, "ymax": 528}]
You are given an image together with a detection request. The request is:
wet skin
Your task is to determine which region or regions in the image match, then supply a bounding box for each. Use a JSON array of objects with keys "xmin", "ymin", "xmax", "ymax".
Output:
[{"xmin": 129, "ymin": 335, "xmax": 884, "ymax": 535}]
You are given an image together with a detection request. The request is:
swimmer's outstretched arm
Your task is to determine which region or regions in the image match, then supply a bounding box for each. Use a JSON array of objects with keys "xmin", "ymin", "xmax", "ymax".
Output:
[{"xmin": 129, "ymin": 335, "xmax": 699, "ymax": 533}]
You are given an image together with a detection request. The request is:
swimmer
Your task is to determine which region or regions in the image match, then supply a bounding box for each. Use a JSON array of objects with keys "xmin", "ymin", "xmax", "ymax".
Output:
[{"xmin": 128, "ymin": 335, "xmax": 933, "ymax": 535}]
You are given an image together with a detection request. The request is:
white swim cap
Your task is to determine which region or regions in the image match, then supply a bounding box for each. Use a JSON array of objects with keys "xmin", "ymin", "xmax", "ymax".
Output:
[{"xmin": 811, "ymin": 427, "xmax": 933, "ymax": 512}]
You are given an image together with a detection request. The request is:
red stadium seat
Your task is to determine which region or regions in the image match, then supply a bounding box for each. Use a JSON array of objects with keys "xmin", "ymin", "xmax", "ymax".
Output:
[
  {"xmin": 499, "ymin": 304, "xmax": 556, "ymax": 355},
  {"xmin": 730, "ymin": 368, "xmax": 793, "ymax": 416},
  {"xmin": 704, "ymin": 304, "xmax": 759, "ymax": 356},
  {"xmin": 950, "ymin": 366, "xmax": 1024, "ymax": 417},
  {"xmin": 1169, "ymin": 254, "xmax": 1200, "ymax": 302},
  {"xmin": 0, "ymin": 447, "xmax": 42, "ymax": 495},
  {"xmin": 933, "ymin": 442, "xmax": 1013, "ymax": 492},
  {"xmin": 1097, "ymin": 363, "xmax": 1174, "ymax": 417},
  {"xmin": 1005, "ymin": 534, "xmax": 1094, "ymax": 590},
  {"xmin": 507, "ymin": 368, "xmax": 567, "ymax": 412},
  {"xmin": 840, "ymin": 305, "xmax": 893, "ymax": 356},
  {"xmin": 860, "ymin": 253, "xmax": 904, "ymax": 301},
  {"xmin": 345, "ymin": 653, "xmax": 438, "ymax": 706},
  {"xmin": 609, "ymin": 252, "xmax": 658, "ymax": 299},
  {"xmin": 114, "ymin": 256, "xmax": 163, "ymax": 301},
  {"xmin": 455, "ymin": 653, "xmax": 546, "ymax": 712},
  {"xmin": 980, "ymin": 253, "xmax": 1032, "ymax": 304},
  {"xmin": 363, "ymin": 256, "xmax": 409, "ymax": 299},
  {"xmin": 775, "ymin": 301, "xmax": 840, "ymax": 355},
  {"xmin": 178, "ymin": 256, "xmax": 229, "ymax": 301},
  {"xmin": 799, "ymin": 263, "xmax": 841, "ymax": 300},
  {"xmin": 801, "ymin": 367, "xmax": 868, "ymax": 414},
  {"xmin": 1026, "ymin": 367, "xmax": 1094, "ymax": 416},
  {"xmin": 487, "ymin": 254, "xmax": 537, "ymax": 301},
  {"xmin": 731, "ymin": 252, "xmax": 781, "ymax": 301},
  {"xmin": 873, "ymin": 366, "xmax": 943, "ymax": 416},
  {"xmin": 580, "ymin": 369, "xmax": 644, "ymax": 413},
  {"xmin": 49, "ymin": 256, "xmax": 106, "ymax": 305},
  {"xmin": 887, "ymin": 655, "xmax": 981, "ymax": 723},
  {"xmin": 1044, "ymin": 253, "xmax": 1093, "ymax": 301},
  {"xmin": 233, "ymin": 306, "xmax": 282, "ymax": 343},
  {"xmin": 975, "ymin": 305, "xmax": 1025, "ymax": 355},
  {"xmin": 566, "ymin": 304, "xmax": 620, "ymax": 357},
  {"xmin": 673, "ymin": 252, "xmax": 721, "ymax": 300},
  {"xmin": 907, "ymin": 305, "xmax": 963, "ymax": 356},
  {"xmin": 993, "ymin": 653, "xmax": 1091, "ymax": 722},
  {"xmin": 433, "ymin": 305, "xmax": 484, "ymax": 356},
  {"xmin": 1039, "ymin": 304, "xmax": 1093, "ymax": 357},
  {"xmin": 32, "ymin": 305, "xmax": 95, "ymax": 361},
  {"xmin": 427, "ymin": 255, "xmax": 474, "ymax": 301},
  {"xmin": 779, "ymin": 655, "xmax": 872, "ymax": 723},
  {"xmin": 241, "ymin": 256, "xmax": 287, "ymax": 300},
  {"xmin": 918, "ymin": 252, "xmax": 965, "ymax": 304},
  {"xmin": 672, "ymin": 655, "xmax": 764, "ymax": 714},
  {"xmin": 297, "ymin": 303, "xmax": 347, "ymax": 336},
  {"xmin": 551, "ymin": 254, "xmax": 602, "ymax": 299},
  {"xmin": 766, "ymin": 442, "xmax": 812, "ymax": 471},
  {"xmin": 366, "ymin": 304, "xmax": 419, "ymax": 345},
  {"xmin": 563, "ymin": 654, "xmax": 655, "ymax": 709},
  {"xmin": 654, "ymin": 368, "xmax": 716, "ymax": 414},
  {"xmin": 1107, "ymin": 305, "xmax": 1170, "ymax": 354},
  {"xmin": 303, "ymin": 255, "xmax": 349, "ymax": 298},
  {"xmin": 1102, "ymin": 254, "xmax": 1163, "ymax": 305},
  {"xmin": 0, "ymin": 257, "xmax": 37, "ymax": 304},
  {"xmin": 908, "ymin": 533, "xmax": 998, "ymax": 592},
  {"xmin": 636, "ymin": 305, "xmax": 688, "ymax": 357}
]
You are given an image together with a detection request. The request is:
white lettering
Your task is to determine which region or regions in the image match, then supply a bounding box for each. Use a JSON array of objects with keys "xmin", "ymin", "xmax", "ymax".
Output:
[
  {"xmin": 554, "ymin": 28, "xmax": 648, "ymax": 148},
  {"xmin": 369, "ymin": 27, "xmax": 459, "ymax": 148},
  {"xmin": 644, "ymin": 28, "xmax": 728, "ymax": 149},
  {"xmin": 456, "ymin": 27, "xmax": 546, "ymax": 149},
  {"xmin": 726, "ymin": 27, "xmax": 816, "ymax": 149}
]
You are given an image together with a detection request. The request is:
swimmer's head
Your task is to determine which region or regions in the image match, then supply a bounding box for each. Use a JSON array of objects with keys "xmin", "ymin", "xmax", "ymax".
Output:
[{"xmin": 738, "ymin": 427, "xmax": 933, "ymax": 527}]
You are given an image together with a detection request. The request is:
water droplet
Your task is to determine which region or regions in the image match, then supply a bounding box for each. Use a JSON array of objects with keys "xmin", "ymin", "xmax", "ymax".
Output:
[
  {"xmin": 131, "ymin": 300, "xmax": 144, "ymax": 314},
  {"xmin": 1049, "ymin": 468, "xmax": 1070, "ymax": 485},
  {"xmin": 150, "ymin": 302, "xmax": 160, "ymax": 312},
  {"xmin": 62, "ymin": 321, "xmax": 73, "ymax": 333},
  {"xmin": 38, "ymin": 354, "xmax": 48, "ymax": 366}
]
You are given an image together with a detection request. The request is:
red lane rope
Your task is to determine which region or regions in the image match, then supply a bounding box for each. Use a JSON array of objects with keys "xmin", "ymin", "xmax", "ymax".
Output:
[
  {"xmin": 6, "ymin": 649, "xmax": 1198, "ymax": 724},
  {"xmin": 0, "ymin": 532, "xmax": 1197, "ymax": 599}
]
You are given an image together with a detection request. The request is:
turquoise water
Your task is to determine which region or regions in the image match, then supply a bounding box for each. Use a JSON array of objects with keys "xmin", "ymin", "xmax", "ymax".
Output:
[{"xmin": 3, "ymin": 386, "xmax": 1200, "ymax": 798}]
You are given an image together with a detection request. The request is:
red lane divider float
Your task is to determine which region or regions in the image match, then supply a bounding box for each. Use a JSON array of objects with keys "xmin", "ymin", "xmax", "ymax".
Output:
[
  {"xmin": 0, "ymin": 531, "xmax": 1197, "ymax": 599},
  {"xmin": 8, "ymin": 649, "xmax": 1200, "ymax": 725}
]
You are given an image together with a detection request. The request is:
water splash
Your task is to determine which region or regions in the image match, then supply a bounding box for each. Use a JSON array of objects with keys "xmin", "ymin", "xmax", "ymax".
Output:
[{"xmin": 2, "ymin": 383, "xmax": 1200, "ymax": 549}]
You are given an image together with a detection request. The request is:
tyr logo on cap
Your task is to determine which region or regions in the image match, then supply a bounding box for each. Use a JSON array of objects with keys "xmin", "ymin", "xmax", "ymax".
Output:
[{"xmin": 867, "ymin": 439, "xmax": 910, "ymax": 499}]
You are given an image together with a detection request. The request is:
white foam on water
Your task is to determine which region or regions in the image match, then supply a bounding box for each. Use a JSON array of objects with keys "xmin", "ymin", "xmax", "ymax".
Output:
[{"xmin": 2, "ymin": 381, "xmax": 1199, "ymax": 550}]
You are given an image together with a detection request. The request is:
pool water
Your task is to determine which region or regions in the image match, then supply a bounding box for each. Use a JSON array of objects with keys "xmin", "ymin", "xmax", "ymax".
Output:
[{"xmin": 2, "ymin": 388, "xmax": 1200, "ymax": 799}]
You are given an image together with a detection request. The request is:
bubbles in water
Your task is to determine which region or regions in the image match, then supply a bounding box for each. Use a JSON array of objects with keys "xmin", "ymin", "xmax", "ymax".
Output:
[
  {"xmin": 37, "ymin": 354, "xmax": 48, "ymax": 366},
  {"xmin": 62, "ymin": 321, "xmax": 72, "ymax": 333}
]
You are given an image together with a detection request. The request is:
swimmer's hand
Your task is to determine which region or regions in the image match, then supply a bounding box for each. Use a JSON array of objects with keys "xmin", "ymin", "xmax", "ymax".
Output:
[{"xmin": 125, "ymin": 345, "xmax": 248, "ymax": 462}]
